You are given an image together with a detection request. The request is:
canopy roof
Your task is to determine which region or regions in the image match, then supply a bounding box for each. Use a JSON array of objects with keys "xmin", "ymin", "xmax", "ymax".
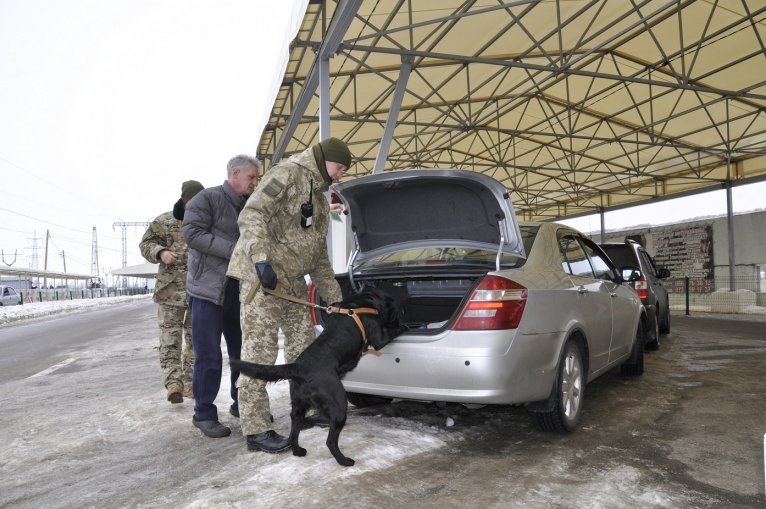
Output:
[
  {"xmin": 259, "ymin": 0, "xmax": 766, "ymax": 221},
  {"xmin": 112, "ymin": 262, "xmax": 158, "ymax": 278}
]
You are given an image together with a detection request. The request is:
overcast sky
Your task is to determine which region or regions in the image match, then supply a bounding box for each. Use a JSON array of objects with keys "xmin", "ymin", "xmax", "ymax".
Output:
[
  {"xmin": 1, "ymin": 1, "xmax": 764, "ymax": 282},
  {"xmin": 0, "ymin": 1, "xmax": 307, "ymax": 279}
]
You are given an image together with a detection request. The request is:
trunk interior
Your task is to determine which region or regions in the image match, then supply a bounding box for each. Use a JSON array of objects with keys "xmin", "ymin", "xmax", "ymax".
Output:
[{"xmin": 331, "ymin": 275, "xmax": 482, "ymax": 332}]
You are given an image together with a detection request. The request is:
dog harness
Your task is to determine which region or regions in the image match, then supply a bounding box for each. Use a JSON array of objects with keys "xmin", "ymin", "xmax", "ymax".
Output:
[
  {"xmin": 324, "ymin": 305, "xmax": 379, "ymax": 345},
  {"xmin": 253, "ymin": 284, "xmax": 381, "ymax": 352}
]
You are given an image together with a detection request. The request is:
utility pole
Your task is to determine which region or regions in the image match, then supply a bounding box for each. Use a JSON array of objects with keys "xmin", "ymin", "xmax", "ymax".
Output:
[
  {"xmin": 60, "ymin": 250, "xmax": 67, "ymax": 272},
  {"xmin": 112, "ymin": 221, "xmax": 149, "ymax": 288},
  {"xmin": 30, "ymin": 231, "xmax": 39, "ymax": 269},
  {"xmin": 43, "ymin": 229, "xmax": 50, "ymax": 289},
  {"xmin": 91, "ymin": 227, "xmax": 101, "ymax": 288}
]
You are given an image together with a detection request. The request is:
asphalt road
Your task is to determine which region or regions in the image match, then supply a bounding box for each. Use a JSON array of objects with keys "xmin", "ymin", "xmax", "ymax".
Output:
[{"xmin": 0, "ymin": 303, "xmax": 764, "ymax": 508}]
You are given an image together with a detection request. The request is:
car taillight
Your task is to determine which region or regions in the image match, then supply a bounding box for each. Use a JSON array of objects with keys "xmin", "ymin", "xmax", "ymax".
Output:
[
  {"xmin": 453, "ymin": 275, "xmax": 528, "ymax": 330},
  {"xmin": 634, "ymin": 276, "xmax": 649, "ymax": 302},
  {"xmin": 308, "ymin": 282, "xmax": 319, "ymax": 326}
]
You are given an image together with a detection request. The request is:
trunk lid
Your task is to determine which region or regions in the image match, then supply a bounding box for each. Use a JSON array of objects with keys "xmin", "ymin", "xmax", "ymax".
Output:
[{"xmin": 332, "ymin": 169, "xmax": 526, "ymax": 271}]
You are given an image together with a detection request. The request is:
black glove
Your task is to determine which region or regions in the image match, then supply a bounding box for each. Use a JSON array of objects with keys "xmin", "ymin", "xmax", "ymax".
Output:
[{"xmin": 255, "ymin": 261, "xmax": 277, "ymax": 290}]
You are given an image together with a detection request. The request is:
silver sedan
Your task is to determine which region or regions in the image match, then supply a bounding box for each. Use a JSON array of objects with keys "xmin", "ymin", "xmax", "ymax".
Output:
[{"xmin": 323, "ymin": 170, "xmax": 648, "ymax": 433}]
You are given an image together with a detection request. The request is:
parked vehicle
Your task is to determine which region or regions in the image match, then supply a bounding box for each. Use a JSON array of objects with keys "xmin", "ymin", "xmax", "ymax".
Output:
[
  {"xmin": 311, "ymin": 169, "xmax": 647, "ymax": 433},
  {"xmin": 600, "ymin": 240, "xmax": 671, "ymax": 349},
  {"xmin": 0, "ymin": 285, "xmax": 21, "ymax": 306}
]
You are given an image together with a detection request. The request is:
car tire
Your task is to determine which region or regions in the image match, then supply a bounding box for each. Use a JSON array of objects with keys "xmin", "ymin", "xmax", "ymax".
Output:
[
  {"xmin": 646, "ymin": 311, "xmax": 660, "ymax": 351},
  {"xmin": 533, "ymin": 340, "xmax": 584, "ymax": 433},
  {"xmin": 621, "ymin": 321, "xmax": 645, "ymax": 376},
  {"xmin": 659, "ymin": 303, "xmax": 670, "ymax": 334},
  {"xmin": 346, "ymin": 392, "xmax": 392, "ymax": 408}
]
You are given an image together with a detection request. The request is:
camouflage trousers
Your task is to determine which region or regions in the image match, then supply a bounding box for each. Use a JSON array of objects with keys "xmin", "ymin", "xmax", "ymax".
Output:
[
  {"xmin": 237, "ymin": 278, "xmax": 315, "ymax": 436},
  {"xmin": 157, "ymin": 303, "xmax": 194, "ymax": 389}
]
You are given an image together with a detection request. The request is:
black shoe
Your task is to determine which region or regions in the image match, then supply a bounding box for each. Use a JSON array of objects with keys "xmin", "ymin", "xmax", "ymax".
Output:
[
  {"xmin": 229, "ymin": 404, "xmax": 239, "ymax": 418},
  {"xmin": 247, "ymin": 430, "xmax": 290, "ymax": 453},
  {"xmin": 192, "ymin": 416, "xmax": 231, "ymax": 438},
  {"xmin": 301, "ymin": 414, "xmax": 330, "ymax": 430}
]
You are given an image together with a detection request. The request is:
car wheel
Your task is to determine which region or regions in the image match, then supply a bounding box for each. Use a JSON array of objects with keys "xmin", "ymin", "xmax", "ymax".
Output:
[
  {"xmin": 659, "ymin": 303, "xmax": 670, "ymax": 334},
  {"xmin": 646, "ymin": 311, "xmax": 660, "ymax": 351},
  {"xmin": 534, "ymin": 340, "xmax": 584, "ymax": 433},
  {"xmin": 621, "ymin": 321, "xmax": 645, "ymax": 376},
  {"xmin": 346, "ymin": 392, "xmax": 392, "ymax": 408}
]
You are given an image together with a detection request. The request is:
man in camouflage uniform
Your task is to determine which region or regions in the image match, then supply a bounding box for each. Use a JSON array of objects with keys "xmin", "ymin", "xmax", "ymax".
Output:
[
  {"xmin": 227, "ymin": 137, "xmax": 350, "ymax": 453},
  {"xmin": 140, "ymin": 180, "xmax": 204, "ymax": 404}
]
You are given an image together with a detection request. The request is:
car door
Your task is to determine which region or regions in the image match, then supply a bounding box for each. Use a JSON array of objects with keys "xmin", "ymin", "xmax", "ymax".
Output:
[
  {"xmin": 581, "ymin": 239, "xmax": 636, "ymax": 362},
  {"xmin": 639, "ymin": 248, "xmax": 668, "ymax": 313},
  {"xmin": 558, "ymin": 233, "xmax": 613, "ymax": 373}
]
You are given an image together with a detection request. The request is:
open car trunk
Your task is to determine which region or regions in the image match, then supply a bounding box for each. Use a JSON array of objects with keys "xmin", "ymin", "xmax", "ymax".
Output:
[
  {"xmin": 321, "ymin": 272, "xmax": 486, "ymax": 332},
  {"xmin": 320, "ymin": 169, "xmax": 528, "ymax": 332}
]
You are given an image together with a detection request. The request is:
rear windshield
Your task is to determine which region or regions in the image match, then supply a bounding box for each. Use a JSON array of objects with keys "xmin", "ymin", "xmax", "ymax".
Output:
[
  {"xmin": 600, "ymin": 245, "xmax": 635, "ymax": 268},
  {"xmin": 355, "ymin": 246, "xmax": 526, "ymax": 271}
]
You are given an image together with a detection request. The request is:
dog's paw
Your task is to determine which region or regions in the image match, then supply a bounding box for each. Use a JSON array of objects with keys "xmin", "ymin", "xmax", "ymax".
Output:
[
  {"xmin": 292, "ymin": 447, "xmax": 307, "ymax": 457},
  {"xmin": 337, "ymin": 456, "xmax": 355, "ymax": 467}
]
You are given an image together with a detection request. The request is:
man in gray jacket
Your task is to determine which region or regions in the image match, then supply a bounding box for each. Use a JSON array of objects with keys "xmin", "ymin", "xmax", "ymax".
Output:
[{"xmin": 182, "ymin": 155, "xmax": 260, "ymax": 438}]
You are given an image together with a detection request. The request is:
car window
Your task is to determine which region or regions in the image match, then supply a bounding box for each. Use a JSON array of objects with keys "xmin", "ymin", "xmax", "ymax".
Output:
[
  {"xmin": 3, "ymin": 288, "xmax": 9, "ymax": 296},
  {"xmin": 559, "ymin": 234, "xmax": 593, "ymax": 277},
  {"xmin": 355, "ymin": 245, "xmax": 525, "ymax": 271},
  {"xmin": 638, "ymin": 250, "xmax": 657, "ymax": 278},
  {"xmin": 519, "ymin": 225, "xmax": 538, "ymax": 256},
  {"xmin": 581, "ymin": 239, "xmax": 616, "ymax": 280},
  {"xmin": 600, "ymin": 245, "xmax": 633, "ymax": 268}
]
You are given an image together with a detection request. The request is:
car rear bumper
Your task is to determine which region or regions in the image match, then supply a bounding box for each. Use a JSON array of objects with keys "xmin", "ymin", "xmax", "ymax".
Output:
[{"xmin": 342, "ymin": 329, "xmax": 564, "ymax": 405}]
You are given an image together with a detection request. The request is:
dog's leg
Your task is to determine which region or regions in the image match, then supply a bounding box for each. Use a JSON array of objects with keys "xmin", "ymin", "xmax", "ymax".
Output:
[
  {"xmin": 326, "ymin": 415, "xmax": 353, "ymax": 466},
  {"xmin": 289, "ymin": 385, "xmax": 309, "ymax": 457},
  {"xmin": 323, "ymin": 383, "xmax": 354, "ymax": 466}
]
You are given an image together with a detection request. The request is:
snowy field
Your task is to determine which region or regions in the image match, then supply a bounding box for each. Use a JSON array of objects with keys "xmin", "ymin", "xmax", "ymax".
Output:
[{"xmin": 0, "ymin": 294, "xmax": 154, "ymax": 326}]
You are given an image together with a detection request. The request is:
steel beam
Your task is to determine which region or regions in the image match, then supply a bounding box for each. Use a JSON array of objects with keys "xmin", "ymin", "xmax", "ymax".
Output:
[
  {"xmin": 273, "ymin": 0, "xmax": 362, "ymax": 163},
  {"xmin": 373, "ymin": 58, "xmax": 412, "ymax": 174}
]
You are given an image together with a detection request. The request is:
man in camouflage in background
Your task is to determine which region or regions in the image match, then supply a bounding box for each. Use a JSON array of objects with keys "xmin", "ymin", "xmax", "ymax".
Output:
[
  {"xmin": 140, "ymin": 180, "xmax": 204, "ymax": 404},
  {"xmin": 227, "ymin": 137, "xmax": 350, "ymax": 453}
]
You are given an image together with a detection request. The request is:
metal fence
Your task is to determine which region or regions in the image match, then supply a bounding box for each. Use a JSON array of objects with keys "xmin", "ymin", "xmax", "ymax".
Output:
[
  {"xmin": 667, "ymin": 276, "xmax": 766, "ymax": 314},
  {"xmin": 16, "ymin": 287, "xmax": 151, "ymax": 305}
]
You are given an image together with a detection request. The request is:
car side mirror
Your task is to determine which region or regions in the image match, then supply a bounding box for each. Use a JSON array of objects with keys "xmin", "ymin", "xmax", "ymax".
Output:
[
  {"xmin": 620, "ymin": 266, "xmax": 641, "ymax": 283},
  {"xmin": 657, "ymin": 267, "xmax": 671, "ymax": 279}
]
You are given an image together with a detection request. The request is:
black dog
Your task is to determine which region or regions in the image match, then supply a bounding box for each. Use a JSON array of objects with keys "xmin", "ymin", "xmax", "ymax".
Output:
[{"xmin": 230, "ymin": 287, "xmax": 404, "ymax": 466}]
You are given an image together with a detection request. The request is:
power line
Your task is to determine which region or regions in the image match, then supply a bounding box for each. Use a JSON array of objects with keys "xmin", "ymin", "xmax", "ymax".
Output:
[{"xmin": 0, "ymin": 206, "xmax": 94, "ymax": 236}]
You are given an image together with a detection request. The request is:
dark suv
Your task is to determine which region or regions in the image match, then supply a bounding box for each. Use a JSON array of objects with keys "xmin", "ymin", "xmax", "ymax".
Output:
[{"xmin": 600, "ymin": 240, "xmax": 671, "ymax": 350}]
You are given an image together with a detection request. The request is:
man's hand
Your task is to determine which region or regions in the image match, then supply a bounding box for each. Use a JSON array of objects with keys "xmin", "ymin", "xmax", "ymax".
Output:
[
  {"xmin": 159, "ymin": 250, "xmax": 179, "ymax": 265},
  {"xmin": 255, "ymin": 261, "xmax": 278, "ymax": 290}
]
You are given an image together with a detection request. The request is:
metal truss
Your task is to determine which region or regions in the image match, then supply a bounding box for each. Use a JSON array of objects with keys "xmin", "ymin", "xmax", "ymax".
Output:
[{"xmin": 260, "ymin": 0, "xmax": 766, "ymax": 221}]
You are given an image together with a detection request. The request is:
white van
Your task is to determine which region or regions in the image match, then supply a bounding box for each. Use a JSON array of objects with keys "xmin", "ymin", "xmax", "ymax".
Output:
[{"xmin": 0, "ymin": 285, "xmax": 21, "ymax": 306}]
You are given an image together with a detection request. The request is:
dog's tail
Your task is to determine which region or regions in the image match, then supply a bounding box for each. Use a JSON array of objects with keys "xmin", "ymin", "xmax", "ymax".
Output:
[{"xmin": 229, "ymin": 358, "xmax": 304, "ymax": 383}]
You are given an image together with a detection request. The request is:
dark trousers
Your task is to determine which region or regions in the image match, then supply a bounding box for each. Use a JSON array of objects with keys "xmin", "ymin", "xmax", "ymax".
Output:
[{"xmin": 189, "ymin": 278, "xmax": 242, "ymax": 421}]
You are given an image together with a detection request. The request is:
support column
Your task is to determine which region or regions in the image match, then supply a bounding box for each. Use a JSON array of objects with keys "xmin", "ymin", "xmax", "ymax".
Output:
[
  {"xmin": 319, "ymin": 56, "xmax": 331, "ymax": 139},
  {"xmin": 725, "ymin": 156, "xmax": 736, "ymax": 290},
  {"xmin": 373, "ymin": 57, "xmax": 412, "ymax": 174}
]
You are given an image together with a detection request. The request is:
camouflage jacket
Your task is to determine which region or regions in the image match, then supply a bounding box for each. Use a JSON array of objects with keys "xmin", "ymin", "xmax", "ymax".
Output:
[
  {"xmin": 227, "ymin": 147, "xmax": 342, "ymax": 304},
  {"xmin": 139, "ymin": 211, "xmax": 189, "ymax": 307}
]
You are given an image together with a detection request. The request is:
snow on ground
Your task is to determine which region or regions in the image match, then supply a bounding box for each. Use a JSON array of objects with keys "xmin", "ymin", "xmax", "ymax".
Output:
[{"xmin": 0, "ymin": 294, "xmax": 152, "ymax": 326}]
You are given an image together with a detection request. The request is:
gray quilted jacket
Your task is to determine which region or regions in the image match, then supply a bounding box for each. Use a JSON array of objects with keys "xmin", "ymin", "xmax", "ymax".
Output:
[{"xmin": 182, "ymin": 180, "xmax": 247, "ymax": 305}]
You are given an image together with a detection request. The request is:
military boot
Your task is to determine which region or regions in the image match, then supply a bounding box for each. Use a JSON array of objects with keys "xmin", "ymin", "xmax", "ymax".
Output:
[{"xmin": 166, "ymin": 382, "xmax": 183, "ymax": 404}]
